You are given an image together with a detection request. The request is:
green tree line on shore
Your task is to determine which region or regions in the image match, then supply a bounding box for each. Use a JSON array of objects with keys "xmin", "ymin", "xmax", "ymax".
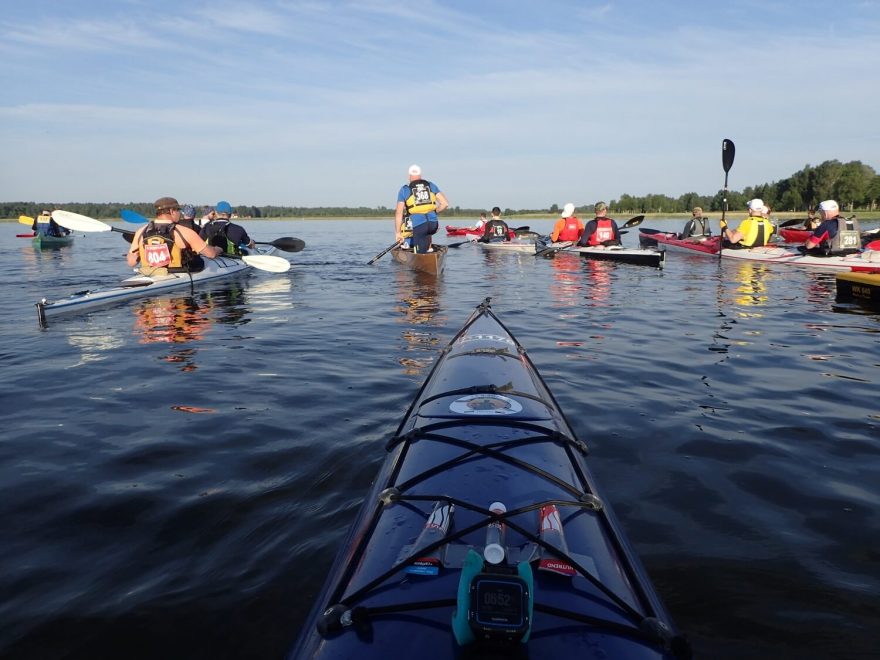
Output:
[{"xmin": 4, "ymin": 159, "xmax": 878, "ymax": 220}]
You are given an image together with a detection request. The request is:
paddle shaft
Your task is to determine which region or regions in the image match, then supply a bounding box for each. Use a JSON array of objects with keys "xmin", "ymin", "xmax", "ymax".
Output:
[{"xmin": 368, "ymin": 240, "xmax": 401, "ymax": 265}]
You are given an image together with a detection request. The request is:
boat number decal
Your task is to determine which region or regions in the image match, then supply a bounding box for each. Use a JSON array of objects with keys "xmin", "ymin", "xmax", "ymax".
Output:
[
  {"xmin": 458, "ymin": 333, "xmax": 515, "ymax": 346},
  {"xmin": 450, "ymin": 394, "xmax": 523, "ymax": 415}
]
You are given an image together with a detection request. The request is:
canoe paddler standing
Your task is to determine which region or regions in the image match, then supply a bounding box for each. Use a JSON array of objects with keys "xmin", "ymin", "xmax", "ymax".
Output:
[
  {"xmin": 395, "ymin": 164, "xmax": 449, "ymax": 253},
  {"xmin": 127, "ymin": 196, "xmax": 222, "ymax": 277}
]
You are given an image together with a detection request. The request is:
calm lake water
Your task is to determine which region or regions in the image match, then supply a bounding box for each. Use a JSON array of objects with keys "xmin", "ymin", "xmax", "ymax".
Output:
[{"xmin": 1, "ymin": 218, "xmax": 878, "ymax": 659}]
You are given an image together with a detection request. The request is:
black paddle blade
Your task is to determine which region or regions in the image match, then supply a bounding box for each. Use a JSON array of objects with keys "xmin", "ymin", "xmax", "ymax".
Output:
[
  {"xmin": 722, "ymin": 138, "xmax": 735, "ymax": 173},
  {"xmin": 622, "ymin": 215, "xmax": 645, "ymax": 229},
  {"xmin": 122, "ymin": 231, "xmax": 134, "ymax": 243},
  {"xmin": 266, "ymin": 237, "xmax": 305, "ymax": 252}
]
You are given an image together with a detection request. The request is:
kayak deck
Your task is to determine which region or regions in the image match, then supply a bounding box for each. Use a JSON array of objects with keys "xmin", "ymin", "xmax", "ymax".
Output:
[{"xmin": 290, "ymin": 300, "xmax": 686, "ymax": 660}]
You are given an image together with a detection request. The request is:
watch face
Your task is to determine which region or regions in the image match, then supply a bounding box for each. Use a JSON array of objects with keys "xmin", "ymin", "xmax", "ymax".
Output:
[{"xmin": 470, "ymin": 576, "xmax": 527, "ymax": 630}]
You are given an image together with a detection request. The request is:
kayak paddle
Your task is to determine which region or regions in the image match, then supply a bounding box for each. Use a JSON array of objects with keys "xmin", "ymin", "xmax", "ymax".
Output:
[
  {"xmin": 52, "ymin": 210, "xmax": 291, "ymax": 273},
  {"xmin": 447, "ymin": 237, "xmax": 477, "ymax": 248},
  {"xmin": 253, "ymin": 237, "xmax": 306, "ymax": 253},
  {"xmin": 19, "ymin": 215, "xmax": 36, "ymax": 226},
  {"xmin": 719, "ymin": 138, "xmax": 735, "ymax": 258},
  {"xmin": 121, "ymin": 209, "xmax": 149, "ymax": 223},
  {"xmin": 368, "ymin": 240, "xmax": 401, "ymax": 265}
]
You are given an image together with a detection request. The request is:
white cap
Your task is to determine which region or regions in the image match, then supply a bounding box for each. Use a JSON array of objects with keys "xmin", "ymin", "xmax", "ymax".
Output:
[
  {"xmin": 818, "ymin": 199, "xmax": 839, "ymax": 212},
  {"xmin": 408, "ymin": 164, "xmax": 422, "ymax": 176},
  {"xmin": 561, "ymin": 203, "xmax": 575, "ymax": 218},
  {"xmin": 747, "ymin": 198, "xmax": 764, "ymax": 210}
]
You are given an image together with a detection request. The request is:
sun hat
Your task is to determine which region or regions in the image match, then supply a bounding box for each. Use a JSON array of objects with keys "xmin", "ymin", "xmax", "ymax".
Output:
[
  {"xmin": 818, "ymin": 200, "xmax": 839, "ymax": 212},
  {"xmin": 561, "ymin": 203, "xmax": 576, "ymax": 218},
  {"xmin": 747, "ymin": 198, "xmax": 764, "ymax": 210},
  {"xmin": 154, "ymin": 196, "xmax": 180, "ymax": 211},
  {"xmin": 408, "ymin": 164, "xmax": 422, "ymax": 177},
  {"xmin": 215, "ymin": 200, "xmax": 232, "ymax": 214}
]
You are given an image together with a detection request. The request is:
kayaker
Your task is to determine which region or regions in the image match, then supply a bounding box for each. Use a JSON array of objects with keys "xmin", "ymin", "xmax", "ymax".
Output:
[
  {"xmin": 33, "ymin": 210, "xmax": 70, "ymax": 238},
  {"xmin": 577, "ymin": 201, "xmax": 622, "ymax": 246},
  {"xmin": 479, "ymin": 206, "xmax": 511, "ymax": 242},
  {"xmin": 678, "ymin": 206, "xmax": 711, "ymax": 240},
  {"xmin": 127, "ymin": 197, "xmax": 222, "ymax": 276},
  {"xmin": 720, "ymin": 198, "xmax": 775, "ymax": 248},
  {"xmin": 178, "ymin": 204, "xmax": 198, "ymax": 231},
  {"xmin": 550, "ymin": 203, "xmax": 584, "ymax": 242},
  {"xmin": 802, "ymin": 199, "xmax": 861, "ymax": 255},
  {"xmin": 200, "ymin": 200, "xmax": 255, "ymax": 256},
  {"xmin": 394, "ymin": 164, "xmax": 449, "ymax": 253},
  {"xmin": 473, "ymin": 212, "xmax": 488, "ymax": 231}
]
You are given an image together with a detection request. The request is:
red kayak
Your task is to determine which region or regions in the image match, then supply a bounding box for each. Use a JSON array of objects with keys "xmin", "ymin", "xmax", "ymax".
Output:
[
  {"xmin": 446, "ymin": 225, "xmax": 482, "ymax": 237},
  {"xmin": 779, "ymin": 228, "xmax": 811, "ymax": 243},
  {"xmin": 639, "ymin": 228, "xmax": 719, "ymax": 254},
  {"xmin": 17, "ymin": 233, "xmax": 37, "ymax": 238}
]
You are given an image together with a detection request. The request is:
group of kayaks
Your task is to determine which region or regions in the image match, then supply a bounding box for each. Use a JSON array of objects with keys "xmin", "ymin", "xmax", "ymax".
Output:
[
  {"xmin": 440, "ymin": 216, "xmax": 667, "ymax": 269},
  {"xmin": 288, "ymin": 299, "xmax": 692, "ymax": 659}
]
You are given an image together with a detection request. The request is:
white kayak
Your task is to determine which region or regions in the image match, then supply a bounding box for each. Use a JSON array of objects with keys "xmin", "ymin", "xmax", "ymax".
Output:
[
  {"xmin": 36, "ymin": 246, "xmax": 279, "ymax": 325},
  {"xmin": 719, "ymin": 244, "xmax": 880, "ymax": 272},
  {"xmin": 477, "ymin": 238, "xmax": 538, "ymax": 253}
]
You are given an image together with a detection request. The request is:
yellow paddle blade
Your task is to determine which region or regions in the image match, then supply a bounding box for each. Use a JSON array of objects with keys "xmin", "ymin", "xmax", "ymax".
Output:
[{"xmin": 18, "ymin": 215, "xmax": 36, "ymax": 226}]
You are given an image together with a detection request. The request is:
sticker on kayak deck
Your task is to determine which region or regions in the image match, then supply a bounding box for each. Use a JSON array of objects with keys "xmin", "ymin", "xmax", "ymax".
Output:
[
  {"xmin": 450, "ymin": 394, "xmax": 522, "ymax": 415},
  {"xmin": 458, "ymin": 333, "xmax": 515, "ymax": 346}
]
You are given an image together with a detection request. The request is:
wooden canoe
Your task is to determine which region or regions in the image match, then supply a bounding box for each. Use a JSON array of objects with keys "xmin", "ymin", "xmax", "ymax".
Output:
[{"xmin": 391, "ymin": 245, "xmax": 447, "ymax": 276}]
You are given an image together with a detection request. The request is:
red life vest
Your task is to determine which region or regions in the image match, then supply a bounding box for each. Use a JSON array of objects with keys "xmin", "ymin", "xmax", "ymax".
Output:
[
  {"xmin": 557, "ymin": 217, "xmax": 582, "ymax": 242},
  {"xmin": 587, "ymin": 218, "xmax": 616, "ymax": 246}
]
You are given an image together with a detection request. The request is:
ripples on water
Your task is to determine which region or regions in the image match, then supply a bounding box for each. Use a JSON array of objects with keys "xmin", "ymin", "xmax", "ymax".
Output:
[{"xmin": 1, "ymin": 219, "xmax": 878, "ymax": 659}]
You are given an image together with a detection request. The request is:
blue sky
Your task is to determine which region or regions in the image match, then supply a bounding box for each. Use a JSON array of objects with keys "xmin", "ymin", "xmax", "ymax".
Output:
[{"xmin": 2, "ymin": 0, "xmax": 878, "ymax": 209}]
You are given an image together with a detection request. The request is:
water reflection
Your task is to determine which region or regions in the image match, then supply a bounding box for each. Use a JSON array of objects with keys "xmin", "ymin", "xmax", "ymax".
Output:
[
  {"xmin": 729, "ymin": 262, "xmax": 769, "ymax": 312},
  {"xmin": 579, "ymin": 258, "xmax": 613, "ymax": 307},
  {"xmin": 393, "ymin": 269, "xmax": 445, "ymax": 375},
  {"xmin": 548, "ymin": 253, "xmax": 583, "ymax": 312}
]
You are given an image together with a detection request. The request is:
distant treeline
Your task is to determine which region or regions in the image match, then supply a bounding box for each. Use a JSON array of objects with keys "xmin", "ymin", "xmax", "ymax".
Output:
[{"xmin": 4, "ymin": 159, "xmax": 878, "ymax": 220}]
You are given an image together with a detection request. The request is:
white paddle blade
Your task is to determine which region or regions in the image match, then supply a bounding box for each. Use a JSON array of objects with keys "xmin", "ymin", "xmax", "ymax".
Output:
[
  {"xmin": 52, "ymin": 210, "xmax": 111, "ymax": 232},
  {"xmin": 241, "ymin": 254, "xmax": 291, "ymax": 273}
]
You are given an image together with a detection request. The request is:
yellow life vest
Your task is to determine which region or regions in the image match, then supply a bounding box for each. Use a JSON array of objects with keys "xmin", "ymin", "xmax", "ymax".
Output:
[
  {"xmin": 138, "ymin": 222, "xmax": 186, "ymax": 269},
  {"xmin": 737, "ymin": 216, "xmax": 775, "ymax": 247},
  {"xmin": 404, "ymin": 180, "xmax": 437, "ymax": 216}
]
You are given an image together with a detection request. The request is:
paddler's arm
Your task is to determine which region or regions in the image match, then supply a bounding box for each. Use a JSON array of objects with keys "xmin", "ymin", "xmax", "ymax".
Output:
[
  {"xmin": 177, "ymin": 225, "xmax": 223, "ymax": 259},
  {"xmin": 435, "ymin": 191, "xmax": 449, "ymax": 214},
  {"xmin": 394, "ymin": 201, "xmax": 405, "ymax": 242},
  {"xmin": 126, "ymin": 227, "xmax": 145, "ymax": 267}
]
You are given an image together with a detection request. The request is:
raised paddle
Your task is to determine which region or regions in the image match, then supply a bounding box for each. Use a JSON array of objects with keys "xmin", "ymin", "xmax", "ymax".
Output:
[
  {"xmin": 719, "ymin": 138, "xmax": 735, "ymax": 259},
  {"xmin": 121, "ymin": 209, "xmax": 149, "ymax": 223},
  {"xmin": 367, "ymin": 240, "xmax": 401, "ymax": 265},
  {"xmin": 52, "ymin": 210, "xmax": 291, "ymax": 273}
]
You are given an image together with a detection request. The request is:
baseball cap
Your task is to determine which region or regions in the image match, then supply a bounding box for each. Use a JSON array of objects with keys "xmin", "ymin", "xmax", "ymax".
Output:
[
  {"xmin": 154, "ymin": 196, "xmax": 180, "ymax": 211},
  {"xmin": 215, "ymin": 200, "xmax": 232, "ymax": 214},
  {"xmin": 561, "ymin": 203, "xmax": 575, "ymax": 218},
  {"xmin": 818, "ymin": 200, "xmax": 839, "ymax": 212},
  {"xmin": 407, "ymin": 164, "xmax": 422, "ymax": 177},
  {"xmin": 180, "ymin": 204, "xmax": 196, "ymax": 219},
  {"xmin": 594, "ymin": 201, "xmax": 607, "ymax": 213},
  {"xmin": 747, "ymin": 198, "xmax": 764, "ymax": 210}
]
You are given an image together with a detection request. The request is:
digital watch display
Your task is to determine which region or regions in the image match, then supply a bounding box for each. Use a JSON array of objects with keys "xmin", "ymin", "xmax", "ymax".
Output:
[{"xmin": 467, "ymin": 573, "xmax": 530, "ymax": 643}]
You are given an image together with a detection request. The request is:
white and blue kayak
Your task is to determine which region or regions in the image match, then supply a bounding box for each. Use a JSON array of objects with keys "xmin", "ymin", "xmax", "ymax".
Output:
[
  {"xmin": 540, "ymin": 242, "xmax": 666, "ymax": 268},
  {"xmin": 289, "ymin": 299, "xmax": 690, "ymax": 660},
  {"xmin": 35, "ymin": 246, "xmax": 281, "ymax": 325}
]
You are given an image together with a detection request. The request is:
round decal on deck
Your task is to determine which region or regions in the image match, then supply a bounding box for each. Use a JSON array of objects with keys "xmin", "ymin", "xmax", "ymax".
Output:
[{"xmin": 450, "ymin": 394, "xmax": 523, "ymax": 415}]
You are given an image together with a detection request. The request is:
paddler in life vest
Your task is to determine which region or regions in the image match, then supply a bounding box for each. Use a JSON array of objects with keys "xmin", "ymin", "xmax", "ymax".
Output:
[
  {"xmin": 479, "ymin": 206, "xmax": 511, "ymax": 242},
  {"xmin": 720, "ymin": 198, "xmax": 775, "ymax": 248},
  {"xmin": 395, "ymin": 164, "xmax": 449, "ymax": 253},
  {"xmin": 473, "ymin": 212, "xmax": 488, "ymax": 231},
  {"xmin": 802, "ymin": 199, "xmax": 861, "ymax": 255},
  {"xmin": 577, "ymin": 202, "xmax": 622, "ymax": 247},
  {"xmin": 200, "ymin": 200, "xmax": 255, "ymax": 257},
  {"xmin": 678, "ymin": 206, "xmax": 712, "ymax": 240},
  {"xmin": 33, "ymin": 209, "xmax": 70, "ymax": 238},
  {"xmin": 127, "ymin": 197, "xmax": 222, "ymax": 276},
  {"xmin": 550, "ymin": 203, "xmax": 584, "ymax": 242}
]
